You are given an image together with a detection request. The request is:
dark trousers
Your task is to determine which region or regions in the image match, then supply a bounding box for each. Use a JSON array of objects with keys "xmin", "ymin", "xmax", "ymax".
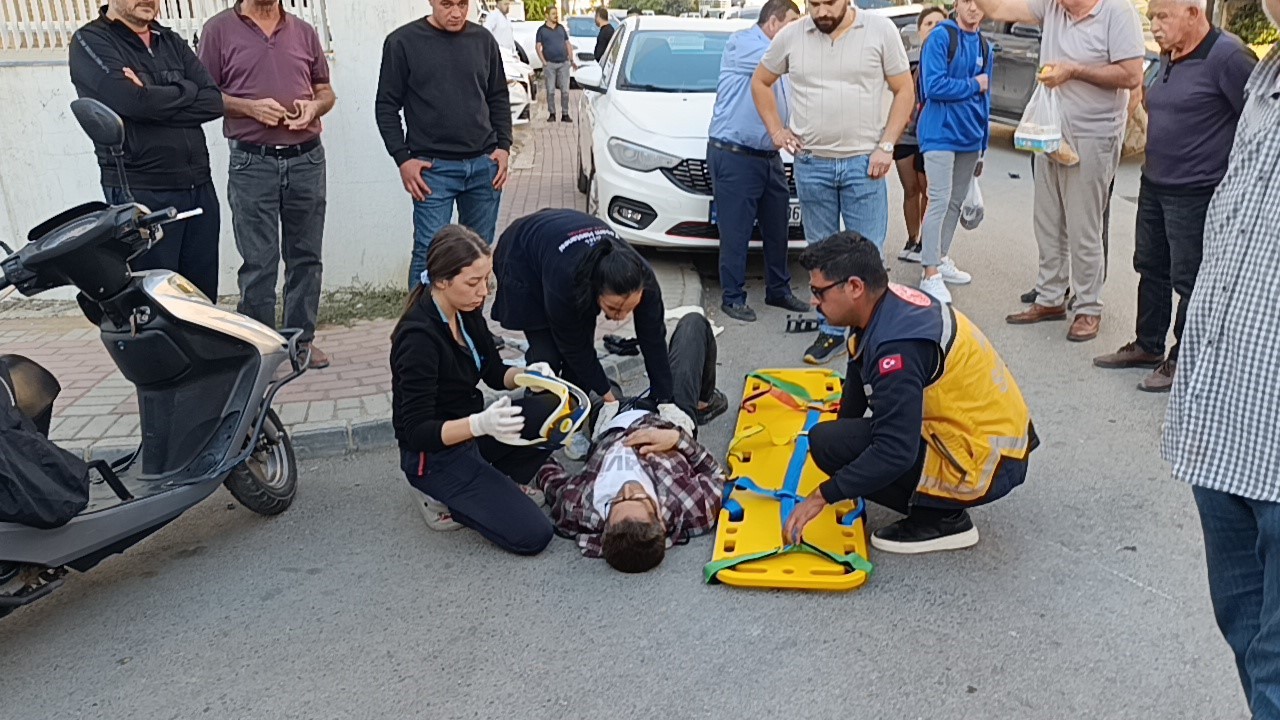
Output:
[
  {"xmin": 667, "ymin": 312, "xmax": 717, "ymax": 423},
  {"xmin": 1193, "ymin": 485, "xmax": 1280, "ymax": 716},
  {"xmin": 808, "ymin": 417, "xmax": 957, "ymax": 521},
  {"xmin": 707, "ymin": 143, "xmax": 792, "ymax": 306},
  {"xmin": 105, "ymin": 183, "xmax": 220, "ymax": 300},
  {"xmin": 228, "ymin": 143, "xmax": 327, "ymax": 342},
  {"xmin": 1133, "ymin": 180, "xmax": 1211, "ymax": 360},
  {"xmin": 400, "ymin": 395, "xmax": 558, "ymax": 556},
  {"xmin": 523, "ymin": 327, "xmax": 605, "ymax": 398}
]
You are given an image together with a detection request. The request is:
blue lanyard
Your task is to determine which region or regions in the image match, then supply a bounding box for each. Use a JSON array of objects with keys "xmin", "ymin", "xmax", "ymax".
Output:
[{"xmin": 435, "ymin": 300, "xmax": 482, "ymax": 372}]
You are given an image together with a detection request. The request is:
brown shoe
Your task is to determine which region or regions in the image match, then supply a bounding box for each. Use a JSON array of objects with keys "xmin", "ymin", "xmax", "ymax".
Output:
[
  {"xmin": 1093, "ymin": 340, "xmax": 1163, "ymax": 369},
  {"xmin": 302, "ymin": 343, "xmax": 330, "ymax": 369},
  {"xmin": 1067, "ymin": 314, "xmax": 1101, "ymax": 342},
  {"xmin": 1006, "ymin": 303, "xmax": 1067, "ymax": 325},
  {"xmin": 1138, "ymin": 359, "xmax": 1175, "ymax": 393}
]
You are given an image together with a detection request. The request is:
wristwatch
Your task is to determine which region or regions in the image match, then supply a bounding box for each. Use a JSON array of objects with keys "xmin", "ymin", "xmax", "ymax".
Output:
[{"xmin": 878, "ymin": 141, "xmax": 895, "ymax": 153}]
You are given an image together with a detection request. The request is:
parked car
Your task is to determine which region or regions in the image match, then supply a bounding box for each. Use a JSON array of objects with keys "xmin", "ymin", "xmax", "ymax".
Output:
[
  {"xmin": 902, "ymin": 19, "xmax": 1159, "ymax": 126},
  {"xmin": 502, "ymin": 47, "xmax": 535, "ymax": 125}
]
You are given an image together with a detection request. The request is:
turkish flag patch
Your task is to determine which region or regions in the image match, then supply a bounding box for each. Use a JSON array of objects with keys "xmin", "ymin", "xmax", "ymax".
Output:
[{"xmin": 878, "ymin": 354, "xmax": 904, "ymax": 376}]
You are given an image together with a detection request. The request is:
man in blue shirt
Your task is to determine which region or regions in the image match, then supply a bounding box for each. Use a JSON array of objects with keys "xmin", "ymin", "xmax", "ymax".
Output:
[{"xmin": 707, "ymin": 0, "xmax": 807, "ymax": 322}]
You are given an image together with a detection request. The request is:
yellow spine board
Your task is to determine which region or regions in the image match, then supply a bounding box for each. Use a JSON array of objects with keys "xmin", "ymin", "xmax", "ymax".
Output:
[{"xmin": 711, "ymin": 368, "xmax": 871, "ymax": 591}]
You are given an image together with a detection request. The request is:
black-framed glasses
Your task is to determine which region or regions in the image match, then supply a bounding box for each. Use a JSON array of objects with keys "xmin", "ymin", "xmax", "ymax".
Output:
[{"xmin": 810, "ymin": 276, "xmax": 851, "ymax": 301}]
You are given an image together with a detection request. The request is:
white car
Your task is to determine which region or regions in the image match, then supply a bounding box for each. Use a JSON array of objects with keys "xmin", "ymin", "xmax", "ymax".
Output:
[
  {"xmin": 512, "ymin": 16, "xmax": 618, "ymax": 82},
  {"xmin": 574, "ymin": 16, "xmax": 804, "ymax": 250},
  {"xmin": 502, "ymin": 47, "xmax": 535, "ymax": 126}
]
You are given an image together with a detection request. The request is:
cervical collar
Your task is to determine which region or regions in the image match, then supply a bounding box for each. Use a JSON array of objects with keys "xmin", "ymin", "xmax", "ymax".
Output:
[{"xmin": 509, "ymin": 371, "xmax": 591, "ymax": 447}]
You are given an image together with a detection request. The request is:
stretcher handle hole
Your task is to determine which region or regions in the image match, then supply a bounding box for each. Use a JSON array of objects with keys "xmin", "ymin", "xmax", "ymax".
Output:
[
  {"xmin": 723, "ymin": 540, "xmax": 736, "ymax": 552},
  {"xmin": 782, "ymin": 568, "xmax": 795, "ymax": 574}
]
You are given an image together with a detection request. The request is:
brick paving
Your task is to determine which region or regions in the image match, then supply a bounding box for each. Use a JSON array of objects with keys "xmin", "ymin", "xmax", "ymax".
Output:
[{"xmin": 0, "ymin": 100, "xmax": 669, "ymax": 456}]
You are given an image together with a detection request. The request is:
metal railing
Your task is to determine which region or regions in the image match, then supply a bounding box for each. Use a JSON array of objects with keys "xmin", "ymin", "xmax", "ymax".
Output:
[{"xmin": 0, "ymin": 0, "xmax": 332, "ymax": 52}]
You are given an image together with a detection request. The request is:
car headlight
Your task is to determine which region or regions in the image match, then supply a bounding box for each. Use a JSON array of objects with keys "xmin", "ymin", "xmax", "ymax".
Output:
[{"xmin": 607, "ymin": 138, "xmax": 682, "ymax": 173}]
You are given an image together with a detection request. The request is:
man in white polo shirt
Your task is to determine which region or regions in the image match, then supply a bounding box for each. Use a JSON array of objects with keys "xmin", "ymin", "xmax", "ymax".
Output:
[
  {"xmin": 751, "ymin": 0, "xmax": 914, "ymax": 365},
  {"xmin": 981, "ymin": 0, "xmax": 1145, "ymax": 342}
]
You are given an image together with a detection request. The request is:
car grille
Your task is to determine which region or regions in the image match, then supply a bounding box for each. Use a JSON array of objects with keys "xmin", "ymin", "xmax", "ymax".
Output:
[
  {"xmin": 662, "ymin": 159, "xmax": 799, "ymax": 197},
  {"xmin": 667, "ymin": 221, "xmax": 806, "ymax": 242}
]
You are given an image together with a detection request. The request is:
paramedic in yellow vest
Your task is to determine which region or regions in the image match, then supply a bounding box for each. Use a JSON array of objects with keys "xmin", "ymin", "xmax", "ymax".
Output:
[{"xmin": 784, "ymin": 232, "xmax": 1038, "ymax": 554}]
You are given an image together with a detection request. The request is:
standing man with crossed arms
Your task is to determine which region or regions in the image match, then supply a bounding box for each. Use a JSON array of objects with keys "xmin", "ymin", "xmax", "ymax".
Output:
[{"xmin": 751, "ymin": 0, "xmax": 915, "ymax": 365}]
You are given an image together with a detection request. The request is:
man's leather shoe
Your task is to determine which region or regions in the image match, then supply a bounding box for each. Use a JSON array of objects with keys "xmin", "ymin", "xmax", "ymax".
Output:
[
  {"xmin": 1067, "ymin": 314, "xmax": 1101, "ymax": 342},
  {"xmin": 1094, "ymin": 341, "xmax": 1163, "ymax": 369},
  {"xmin": 1006, "ymin": 303, "xmax": 1067, "ymax": 325},
  {"xmin": 1138, "ymin": 359, "xmax": 1176, "ymax": 393}
]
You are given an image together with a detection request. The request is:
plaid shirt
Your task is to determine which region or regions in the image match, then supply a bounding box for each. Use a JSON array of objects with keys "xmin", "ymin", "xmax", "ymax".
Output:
[
  {"xmin": 1162, "ymin": 47, "xmax": 1280, "ymax": 501},
  {"xmin": 533, "ymin": 414, "xmax": 726, "ymax": 557}
]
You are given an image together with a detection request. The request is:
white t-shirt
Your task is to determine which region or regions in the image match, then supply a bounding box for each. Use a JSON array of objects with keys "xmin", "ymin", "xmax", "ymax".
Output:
[
  {"xmin": 590, "ymin": 410, "xmax": 658, "ymax": 518},
  {"xmin": 484, "ymin": 10, "xmax": 516, "ymax": 53}
]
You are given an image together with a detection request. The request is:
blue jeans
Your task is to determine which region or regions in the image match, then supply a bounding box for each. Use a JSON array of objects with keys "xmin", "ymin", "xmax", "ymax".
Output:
[
  {"xmin": 1193, "ymin": 485, "xmax": 1280, "ymax": 717},
  {"xmin": 793, "ymin": 152, "xmax": 888, "ymax": 336},
  {"xmin": 409, "ymin": 155, "xmax": 501, "ymax": 288}
]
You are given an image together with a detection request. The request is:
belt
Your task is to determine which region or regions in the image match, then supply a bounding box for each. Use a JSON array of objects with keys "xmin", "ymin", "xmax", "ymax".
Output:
[
  {"xmin": 229, "ymin": 138, "xmax": 322, "ymax": 158},
  {"xmin": 708, "ymin": 138, "xmax": 778, "ymax": 159}
]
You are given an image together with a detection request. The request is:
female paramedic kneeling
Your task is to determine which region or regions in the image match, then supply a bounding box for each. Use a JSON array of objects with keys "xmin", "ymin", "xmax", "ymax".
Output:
[
  {"xmin": 391, "ymin": 225, "xmax": 559, "ymax": 555},
  {"xmin": 491, "ymin": 209, "xmax": 692, "ymax": 439}
]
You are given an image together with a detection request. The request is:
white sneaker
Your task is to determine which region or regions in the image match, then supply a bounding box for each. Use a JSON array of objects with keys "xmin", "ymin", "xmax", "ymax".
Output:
[
  {"xmin": 897, "ymin": 241, "xmax": 922, "ymax": 263},
  {"xmin": 412, "ymin": 489, "xmax": 463, "ymax": 532},
  {"xmin": 938, "ymin": 256, "xmax": 972, "ymax": 285},
  {"xmin": 919, "ymin": 273, "xmax": 952, "ymax": 304}
]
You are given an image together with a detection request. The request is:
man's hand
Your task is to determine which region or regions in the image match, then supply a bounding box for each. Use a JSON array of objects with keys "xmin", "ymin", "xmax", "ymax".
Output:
[
  {"xmin": 399, "ymin": 159, "xmax": 433, "ymax": 202},
  {"xmin": 490, "ymin": 148, "xmax": 510, "ymax": 190},
  {"xmin": 975, "ymin": 73, "xmax": 990, "ymax": 93},
  {"xmin": 868, "ymin": 149, "xmax": 893, "ymax": 179},
  {"xmin": 248, "ymin": 98, "xmax": 289, "ymax": 127},
  {"xmin": 770, "ymin": 128, "xmax": 803, "ymax": 155},
  {"xmin": 782, "ymin": 492, "xmax": 828, "ymax": 546},
  {"xmin": 624, "ymin": 428, "xmax": 680, "ymax": 455},
  {"xmin": 1038, "ymin": 62, "xmax": 1077, "ymax": 89},
  {"xmin": 285, "ymin": 99, "xmax": 320, "ymax": 131},
  {"xmin": 122, "ymin": 67, "xmax": 144, "ymax": 88}
]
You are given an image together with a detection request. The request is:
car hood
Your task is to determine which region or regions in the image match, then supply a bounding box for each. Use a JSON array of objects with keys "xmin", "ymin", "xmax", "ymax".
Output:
[{"xmin": 607, "ymin": 91, "xmax": 717, "ymax": 140}]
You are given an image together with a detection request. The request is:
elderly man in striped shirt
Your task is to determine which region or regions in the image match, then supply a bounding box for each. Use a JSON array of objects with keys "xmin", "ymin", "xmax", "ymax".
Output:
[{"xmin": 1161, "ymin": 1, "xmax": 1280, "ymax": 710}]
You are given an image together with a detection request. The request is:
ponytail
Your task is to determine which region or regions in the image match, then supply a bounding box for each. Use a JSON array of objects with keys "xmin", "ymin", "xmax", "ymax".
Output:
[{"xmin": 574, "ymin": 237, "xmax": 647, "ymax": 313}]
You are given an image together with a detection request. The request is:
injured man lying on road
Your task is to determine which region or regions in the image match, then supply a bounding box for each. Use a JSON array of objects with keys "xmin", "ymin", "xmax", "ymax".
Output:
[{"xmin": 534, "ymin": 313, "xmax": 728, "ymax": 573}]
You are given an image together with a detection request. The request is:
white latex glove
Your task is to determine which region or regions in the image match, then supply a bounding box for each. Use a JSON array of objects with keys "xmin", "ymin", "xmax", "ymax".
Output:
[
  {"xmin": 658, "ymin": 403, "xmax": 695, "ymax": 436},
  {"xmin": 469, "ymin": 396, "xmax": 524, "ymax": 442},
  {"xmin": 593, "ymin": 400, "xmax": 621, "ymax": 440},
  {"xmin": 525, "ymin": 362, "xmax": 556, "ymax": 378}
]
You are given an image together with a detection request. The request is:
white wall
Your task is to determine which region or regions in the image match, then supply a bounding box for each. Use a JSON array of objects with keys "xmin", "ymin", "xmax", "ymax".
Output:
[{"xmin": 0, "ymin": 0, "xmax": 431, "ymax": 295}]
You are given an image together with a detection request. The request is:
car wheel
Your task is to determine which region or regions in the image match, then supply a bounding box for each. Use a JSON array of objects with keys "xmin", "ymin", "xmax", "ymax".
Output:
[{"xmin": 576, "ymin": 149, "xmax": 590, "ymax": 195}]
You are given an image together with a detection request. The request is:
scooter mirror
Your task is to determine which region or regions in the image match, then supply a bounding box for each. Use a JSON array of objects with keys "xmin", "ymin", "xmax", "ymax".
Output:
[{"xmin": 70, "ymin": 98, "xmax": 125, "ymax": 152}]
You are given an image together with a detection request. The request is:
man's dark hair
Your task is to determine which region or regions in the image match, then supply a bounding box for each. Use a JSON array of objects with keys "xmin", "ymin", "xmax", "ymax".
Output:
[
  {"xmin": 917, "ymin": 5, "xmax": 947, "ymax": 27},
  {"xmin": 595, "ymin": 6, "xmax": 610, "ymax": 21},
  {"xmin": 758, "ymin": 0, "xmax": 799, "ymax": 25},
  {"xmin": 601, "ymin": 518, "xmax": 665, "ymax": 573},
  {"xmin": 797, "ymin": 231, "xmax": 889, "ymax": 292}
]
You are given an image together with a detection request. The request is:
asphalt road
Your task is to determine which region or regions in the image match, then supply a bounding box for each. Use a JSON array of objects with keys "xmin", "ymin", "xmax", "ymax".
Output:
[{"xmin": 0, "ymin": 130, "xmax": 1246, "ymax": 719}]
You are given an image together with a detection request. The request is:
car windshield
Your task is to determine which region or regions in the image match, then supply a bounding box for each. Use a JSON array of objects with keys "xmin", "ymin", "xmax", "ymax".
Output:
[
  {"xmin": 568, "ymin": 17, "xmax": 602, "ymax": 37},
  {"xmin": 618, "ymin": 30, "xmax": 731, "ymax": 93}
]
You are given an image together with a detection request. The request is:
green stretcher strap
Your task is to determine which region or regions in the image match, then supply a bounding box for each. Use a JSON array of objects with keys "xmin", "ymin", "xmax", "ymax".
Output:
[
  {"xmin": 746, "ymin": 372, "xmax": 843, "ymax": 406},
  {"xmin": 703, "ymin": 542, "xmax": 874, "ymax": 584}
]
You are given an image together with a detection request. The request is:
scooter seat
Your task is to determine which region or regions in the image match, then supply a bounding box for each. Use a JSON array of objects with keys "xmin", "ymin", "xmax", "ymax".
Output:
[{"xmin": 0, "ymin": 355, "xmax": 61, "ymax": 437}]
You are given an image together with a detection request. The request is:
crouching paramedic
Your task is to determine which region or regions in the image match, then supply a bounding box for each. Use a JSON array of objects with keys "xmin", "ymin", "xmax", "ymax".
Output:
[{"xmin": 784, "ymin": 232, "xmax": 1038, "ymax": 554}]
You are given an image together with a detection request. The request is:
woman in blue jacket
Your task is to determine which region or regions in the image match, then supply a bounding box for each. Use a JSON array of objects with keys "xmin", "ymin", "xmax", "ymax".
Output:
[{"xmin": 915, "ymin": 0, "xmax": 994, "ymax": 305}]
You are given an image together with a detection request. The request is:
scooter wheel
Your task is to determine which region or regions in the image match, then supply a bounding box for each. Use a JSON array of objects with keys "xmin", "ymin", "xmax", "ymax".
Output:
[{"xmin": 225, "ymin": 409, "xmax": 297, "ymax": 516}]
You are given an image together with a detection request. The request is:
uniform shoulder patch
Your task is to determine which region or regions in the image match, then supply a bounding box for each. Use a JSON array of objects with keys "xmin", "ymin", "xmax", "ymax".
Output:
[
  {"xmin": 889, "ymin": 283, "xmax": 933, "ymax": 308},
  {"xmin": 878, "ymin": 354, "xmax": 904, "ymax": 376}
]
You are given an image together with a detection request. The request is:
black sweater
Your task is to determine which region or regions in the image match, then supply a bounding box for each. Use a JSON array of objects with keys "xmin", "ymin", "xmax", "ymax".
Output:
[
  {"xmin": 375, "ymin": 19, "xmax": 512, "ymax": 166},
  {"xmin": 68, "ymin": 10, "xmax": 224, "ymax": 189},
  {"xmin": 391, "ymin": 295, "xmax": 511, "ymax": 453}
]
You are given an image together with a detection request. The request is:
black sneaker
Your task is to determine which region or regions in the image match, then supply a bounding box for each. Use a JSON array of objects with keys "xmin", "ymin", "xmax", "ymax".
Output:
[
  {"xmin": 898, "ymin": 240, "xmax": 922, "ymax": 263},
  {"xmin": 803, "ymin": 332, "xmax": 845, "ymax": 365},
  {"xmin": 561, "ymin": 115, "xmax": 573, "ymax": 123},
  {"xmin": 870, "ymin": 510, "xmax": 979, "ymax": 554},
  {"xmin": 765, "ymin": 294, "xmax": 810, "ymax": 313},
  {"xmin": 720, "ymin": 301, "xmax": 757, "ymax": 322},
  {"xmin": 1019, "ymin": 288, "xmax": 1038, "ymax": 303},
  {"xmin": 696, "ymin": 389, "xmax": 729, "ymax": 425},
  {"xmin": 547, "ymin": 113, "xmax": 557, "ymax": 122}
]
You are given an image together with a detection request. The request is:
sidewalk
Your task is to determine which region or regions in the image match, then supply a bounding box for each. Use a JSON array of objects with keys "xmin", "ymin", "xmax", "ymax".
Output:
[{"xmin": 0, "ymin": 112, "xmax": 704, "ymax": 460}]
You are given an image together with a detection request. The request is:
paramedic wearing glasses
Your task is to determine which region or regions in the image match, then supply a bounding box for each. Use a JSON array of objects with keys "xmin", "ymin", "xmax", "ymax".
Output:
[
  {"xmin": 491, "ymin": 209, "xmax": 694, "ymax": 434},
  {"xmin": 787, "ymin": 232, "xmax": 1039, "ymax": 555},
  {"xmin": 391, "ymin": 225, "xmax": 563, "ymax": 555}
]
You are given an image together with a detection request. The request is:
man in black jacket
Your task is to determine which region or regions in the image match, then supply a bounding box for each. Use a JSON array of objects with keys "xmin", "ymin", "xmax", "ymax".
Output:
[
  {"xmin": 593, "ymin": 7, "xmax": 616, "ymax": 62},
  {"xmin": 375, "ymin": 0, "xmax": 512, "ymax": 289},
  {"xmin": 68, "ymin": 0, "xmax": 225, "ymax": 300}
]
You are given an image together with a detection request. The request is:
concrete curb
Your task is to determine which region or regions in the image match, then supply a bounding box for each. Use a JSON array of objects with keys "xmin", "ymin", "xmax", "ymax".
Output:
[{"xmin": 74, "ymin": 262, "xmax": 704, "ymax": 462}]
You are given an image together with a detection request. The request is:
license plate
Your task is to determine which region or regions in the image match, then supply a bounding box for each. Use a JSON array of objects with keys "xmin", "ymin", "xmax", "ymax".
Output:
[{"xmin": 709, "ymin": 201, "xmax": 803, "ymax": 227}]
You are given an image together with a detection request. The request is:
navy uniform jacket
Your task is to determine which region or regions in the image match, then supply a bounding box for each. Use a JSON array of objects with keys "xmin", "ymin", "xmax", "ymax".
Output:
[{"xmin": 491, "ymin": 209, "xmax": 673, "ymax": 403}]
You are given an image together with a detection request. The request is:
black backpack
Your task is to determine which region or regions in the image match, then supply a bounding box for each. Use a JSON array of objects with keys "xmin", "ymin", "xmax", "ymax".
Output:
[{"xmin": 910, "ymin": 25, "xmax": 992, "ymax": 131}]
